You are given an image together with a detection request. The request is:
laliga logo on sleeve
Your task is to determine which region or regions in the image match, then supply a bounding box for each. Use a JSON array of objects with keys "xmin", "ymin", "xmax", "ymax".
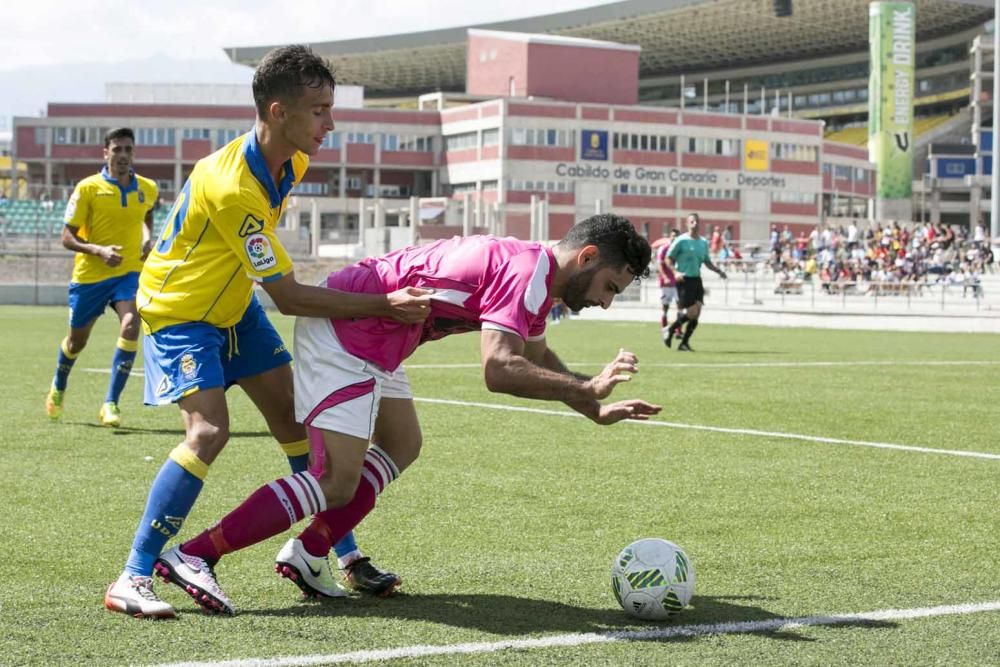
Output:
[{"xmin": 245, "ymin": 233, "xmax": 276, "ymax": 271}]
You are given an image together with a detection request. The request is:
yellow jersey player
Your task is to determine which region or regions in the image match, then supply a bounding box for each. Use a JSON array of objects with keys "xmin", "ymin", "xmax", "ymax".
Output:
[
  {"xmin": 104, "ymin": 45, "xmax": 430, "ymax": 619},
  {"xmin": 46, "ymin": 127, "xmax": 157, "ymax": 427}
]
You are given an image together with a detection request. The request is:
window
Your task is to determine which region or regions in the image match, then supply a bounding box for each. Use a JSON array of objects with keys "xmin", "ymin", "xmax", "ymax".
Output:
[
  {"xmin": 834, "ymin": 165, "xmax": 852, "ymax": 180},
  {"xmin": 444, "ymin": 132, "xmax": 477, "ymax": 151},
  {"xmin": 390, "ymin": 134, "xmax": 431, "ymax": 152},
  {"xmin": 450, "ymin": 182, "xmax": 478, "ymax": 195},
  {"xmin": 135, "ymin": 128, "xmax": 174, "ymax": 146},
  {"xmin": 53, "ymin": 126, "xmax": 108, "ymax": 145},
  {"xmin": 380, "ymin": 134, "xmax": 399, "ymax": 151},
  {"xmin": 613, "ymin": 133, "xmax": 675, "ymax": 153},
  {"xmin": 216, "ymin": 129, "xmax": 241, "ymax": 146},
  {"xmin": 292, "ymin": 182, "xmax": 329, "ymax": 195},
  {"xmin": 506, "ymin": 180, "xmax": 571, "ymax": 193},
  {"xmin": 686, "ymin": 137, "xmax": 739, "ymax": 156},
  {"xmin": 373, "ymin": 184, "xmax": 410, "ymax": 198},
  {"xmin": 773, "ymin": 143, "xmax": 818, "ymax": 162},
  {"xmin": 508, "ymin": 127, "xmax": 574, "ymax": 147},
  {"xmin": 682, "ymin": 187, "xmax": 738, "ymax": 200},
  {"xmin": 616, "ymin": 183, "xmax": 675, "ymax": 196},
  {"xmin": 482, "ymin": 128, "xmax": 500, "ymax": 146},
  {"xmin": 771, "ymin": 191, "xmax": 816, "ymax": 204},
  {"xmin": 321, "ymin": 132, "xmax": 342, "ymax": 149},
  {"xmin": 347, "ymin": 132, "xmax": 374, "ymax": 144},
  {"xmin": 183, "ymin": 128, "xmax": 211, "ymax": 140}
]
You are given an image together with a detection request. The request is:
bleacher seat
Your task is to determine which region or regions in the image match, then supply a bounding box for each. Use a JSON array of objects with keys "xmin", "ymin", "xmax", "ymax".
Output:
[{"xmin": 824, "ymin": 126, "xmax": 867, "ymax": 146}]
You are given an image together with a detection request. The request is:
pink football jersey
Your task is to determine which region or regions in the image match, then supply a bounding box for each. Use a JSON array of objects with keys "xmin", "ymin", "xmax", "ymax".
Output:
[
  {"xmin": 326, "ymin": 235, "xmax": 556, "ymax": 371},
  {"xmin": 657, "ymin": 243, "xmax": 676, "ymax": 287}
]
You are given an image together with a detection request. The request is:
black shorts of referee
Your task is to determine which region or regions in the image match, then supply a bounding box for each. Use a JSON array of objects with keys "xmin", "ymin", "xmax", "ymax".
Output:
[{"xmin": 676, "ymin": 276, "xmax": 704, "ymax": 308}]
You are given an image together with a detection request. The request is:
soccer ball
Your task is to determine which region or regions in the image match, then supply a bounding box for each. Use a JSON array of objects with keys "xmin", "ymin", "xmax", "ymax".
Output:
[{"xmin": 611, "ymin": 538, "xmax": 695, "ymax": 621}]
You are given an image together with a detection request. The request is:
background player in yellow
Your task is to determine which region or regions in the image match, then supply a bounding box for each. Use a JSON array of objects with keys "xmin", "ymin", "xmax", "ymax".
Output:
[
  {"xmin": 105, "ymin": 45, "xmax": 431, "ymax": 618},
  {"xmin": 45, "ymin": 127, "xmax": 157, "ymax": 427}
]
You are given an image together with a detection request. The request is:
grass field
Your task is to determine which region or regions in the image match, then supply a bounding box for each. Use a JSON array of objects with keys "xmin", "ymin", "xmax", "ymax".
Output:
[{"xmin": 1, "ymin": 305, "xmax": 998, "ymax": 666}]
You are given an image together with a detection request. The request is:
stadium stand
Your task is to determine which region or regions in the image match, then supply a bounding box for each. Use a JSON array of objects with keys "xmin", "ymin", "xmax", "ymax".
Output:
[
  {"xmin": 825, "ymin": 114, "xmax": 958, "ymax": 147},
  {"xmin": 0, "ymin": 200, "xmax": 172, "ymax": 237}
]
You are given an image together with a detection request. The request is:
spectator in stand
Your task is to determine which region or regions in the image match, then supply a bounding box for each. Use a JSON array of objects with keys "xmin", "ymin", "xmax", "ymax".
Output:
[
  {"xmin": 846, "ymin": 219, "xmax": 859, "ymax": 252},
  {"xmin": 973, "ymin": 220, "xmax": 986, "ymax": 249},
  {"xmin": 0, "ymin": 190, "xmax": 8, "ymax": 207},
  {"xmin": 723, "ymin": 224, "xmax": 734, "ymax": 246}
]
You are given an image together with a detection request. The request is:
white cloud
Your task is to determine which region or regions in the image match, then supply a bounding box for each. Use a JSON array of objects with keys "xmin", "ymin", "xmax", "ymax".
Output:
[{"xmin": 1, "ymin": 0, "xmax": 605, "ymax": 70}]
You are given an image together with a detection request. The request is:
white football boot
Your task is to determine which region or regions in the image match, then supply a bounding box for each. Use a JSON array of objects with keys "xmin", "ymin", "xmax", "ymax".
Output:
[
  {"xmin": 154, "ymin": 546, "xmax": 235, "ymax": 615},
  {"xmin": 275, "ymin": 538, "xmax": 348, "ymax": 598},
  {"xmin": 104, "ymin": 572, "xmax": 176, "ymax": 619}
]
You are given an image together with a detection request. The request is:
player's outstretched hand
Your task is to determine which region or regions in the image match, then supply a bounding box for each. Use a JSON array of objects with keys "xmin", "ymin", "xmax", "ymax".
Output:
[
  {"xmin": 585, "ymin": 348, "xmax": 639, "ymax": 400},
  {"xmin": 595, "ymin": 399, "xmax": 662, "ymax": 425},
  {"xmin": 385, "ymin": 286, "xmax": 433, "ymax": 324},
  {"xmin": 101, "ymin": 245, "xmax": 123, "ymax": 267}
]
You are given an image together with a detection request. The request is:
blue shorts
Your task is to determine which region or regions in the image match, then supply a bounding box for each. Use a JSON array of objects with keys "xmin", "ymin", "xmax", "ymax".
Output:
[
  {"xmin": 67, "ymin": 272, "xmax": 139, "ymax": 328},
  {"xmin": 142, "ymin": 296, "xmax": 292, "ymax": 406}
]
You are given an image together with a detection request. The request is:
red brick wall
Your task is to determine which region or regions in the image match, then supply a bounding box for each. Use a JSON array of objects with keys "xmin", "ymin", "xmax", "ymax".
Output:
[{"xmin": 525, "ymin": 43, "xmax": 638, "ymax": 105}]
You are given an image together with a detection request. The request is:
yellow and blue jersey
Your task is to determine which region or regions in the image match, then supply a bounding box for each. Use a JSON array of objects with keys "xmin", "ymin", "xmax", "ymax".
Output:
[
  {"xmin": 137, "ymin": 131, "xmax": 305, "ymax": 334},
  {"xmin": 64, "ymin": 168, "xmax": 157, "ymax": 284}
]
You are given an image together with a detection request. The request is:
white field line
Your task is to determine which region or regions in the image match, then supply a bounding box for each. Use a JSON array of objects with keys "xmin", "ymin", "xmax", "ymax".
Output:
[
  {"xmin": 415, "ymin": 398, "xmax": 1000, "ymax": 461},
  {"xmin": 149, "ymin": 600, "xmax": 1000, "ymax": 667},
  {"xmin": 406, "ymin": 360, "xmax": 1000, "ymax": 370},
  {"xmin": 79, "ymin": 369, "xmax": 999, "ymax": 460},
  {"xmin": 84, "ymin": 360, "xmax": 999, "ymax": 375}
]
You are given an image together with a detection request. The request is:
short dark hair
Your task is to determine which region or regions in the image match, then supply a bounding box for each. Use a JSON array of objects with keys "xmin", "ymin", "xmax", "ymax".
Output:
[
  {"xmin": 687, "ymin": 212, "xmax": 700, "ymax": 223},
  {"xmin": 559, "ymin": 214, "xmax": 651, "ymax": 280},
  {"xmin": 252, "ymin": 45, "xmax": 336, "ymax": 118},
  {"xmin": 104, "ymin": 127, "xmax": 135, "ymax": 148}
]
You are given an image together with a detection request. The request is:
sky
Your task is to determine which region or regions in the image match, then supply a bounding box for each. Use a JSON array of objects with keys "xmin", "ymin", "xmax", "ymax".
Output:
[{"xmin": 0, "ymin": 0, "xmax": 607, "ymax": 129}]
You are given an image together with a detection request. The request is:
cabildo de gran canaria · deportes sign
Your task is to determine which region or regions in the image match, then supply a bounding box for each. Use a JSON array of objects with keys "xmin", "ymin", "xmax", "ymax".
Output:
[{"xmin": 554, "ymin": 163, "xmax": 789, "ymax": 189}]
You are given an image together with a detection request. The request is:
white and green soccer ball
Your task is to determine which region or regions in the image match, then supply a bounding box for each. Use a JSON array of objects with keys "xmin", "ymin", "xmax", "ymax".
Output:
[{"xmin": 611, "ymin": 538, "xmax": 695, "ymax": 621}]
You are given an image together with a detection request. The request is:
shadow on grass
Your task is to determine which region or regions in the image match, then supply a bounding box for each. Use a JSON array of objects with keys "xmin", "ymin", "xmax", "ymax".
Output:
[
  {"xmin": 240, "ymin": 593, "xmax": 895, "ymax": 642},
  {"xmin": 71, "ymin": 422, "xmax": 271, "ymax": 438}
]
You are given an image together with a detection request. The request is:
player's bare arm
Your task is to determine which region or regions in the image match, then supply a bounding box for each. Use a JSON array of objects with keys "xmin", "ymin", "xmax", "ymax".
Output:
[
  {"xmin": 261, "ymin": 272, "xmax": 432, "ymax": 324},
  {"xmin": 523, "ymin": 338, "xmax": 661, "ymax": 423},
  {"xmin": 61, "ymin": 225, "xmax": 122, "ymax": 267},
  {"xmin": 665, "ymin": 256, "xmax": 684, "ymax": 281},
  {"xmin": 141, "ymin": 209, "xmax": 154, "ymax": 260},
  {"xmin": 482, "ymin": 330, "xmax": 659, "ymax": 423},
  {"xmin": 704, "ymin": 258, "xmax": 727, "ymax": 279}
]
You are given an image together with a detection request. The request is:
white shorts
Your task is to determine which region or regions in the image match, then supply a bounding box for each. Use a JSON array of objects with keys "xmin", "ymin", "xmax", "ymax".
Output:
[
  {"xmin": 293, "ymin": 316, "xmax": 412, "ymax": 441},
  {"xmin": 660, "ymin": 286, "xmax": 677, "ymax": 306}
]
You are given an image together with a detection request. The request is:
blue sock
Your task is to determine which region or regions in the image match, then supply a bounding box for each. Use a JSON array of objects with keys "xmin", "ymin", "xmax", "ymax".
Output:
[
  {"xmin": 334, "ymin": 531, "xmax": 359, "ymax": 560},
  {"xmin": 286, "ymin": 453, "xmax": 310, "ymax": 474},
  {"xmin": 279, "ymin": 439, "xmax": 359, "ymax": 561},
  {"xmin": 124, "ymin": 446, "xmax": 207, "ymax": 576},
  {"xmin": 52, "ymin": 338, "xmax": 78, "ymax": 391},
  {"xmin": 105, "ymin": 337, "xmax": 138, "ymax": 403}
]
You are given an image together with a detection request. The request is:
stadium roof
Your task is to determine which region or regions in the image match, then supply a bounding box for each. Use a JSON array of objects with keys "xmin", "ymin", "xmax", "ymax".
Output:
[{"xmin": 225, "ymin": 0, "xmax": 993, "ymax": 95}]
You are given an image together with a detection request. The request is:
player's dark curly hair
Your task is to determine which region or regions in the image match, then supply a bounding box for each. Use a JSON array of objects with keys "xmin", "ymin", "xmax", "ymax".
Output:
[
  {"xmin": 104, "ymin": 127, "xmax": 134, "ymax": 148},
  {"xmin": 558, "ymin": 214, "xmax": 651, "ymax": 280},
  {"xmin": 253, "ymin": 45, "xmax": 336, "ymax": 118}
]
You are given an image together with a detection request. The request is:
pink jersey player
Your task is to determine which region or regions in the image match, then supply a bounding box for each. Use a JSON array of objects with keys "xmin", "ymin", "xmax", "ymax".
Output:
[
  {"xmin": 326, "ymin": 235, "xmax": 555, "ymax": 373},
  {"xmin": 163, "ymin": 216, "xmax": 663, "ymax": 614},
  {"xmin": 656, "ymin": 242, "xmax": 676, "ymax": 288}
]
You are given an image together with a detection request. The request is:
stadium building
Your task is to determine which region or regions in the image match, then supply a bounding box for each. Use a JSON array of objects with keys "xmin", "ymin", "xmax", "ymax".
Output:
[{"xmin": 8, "ymin": 0, "xmax": 995, "ymax": 247}]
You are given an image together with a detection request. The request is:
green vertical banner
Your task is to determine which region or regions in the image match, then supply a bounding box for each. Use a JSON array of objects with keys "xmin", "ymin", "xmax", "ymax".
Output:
[{"xmin": 869, "ymin": 1, "xmax": 915, "ymax": 199}]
